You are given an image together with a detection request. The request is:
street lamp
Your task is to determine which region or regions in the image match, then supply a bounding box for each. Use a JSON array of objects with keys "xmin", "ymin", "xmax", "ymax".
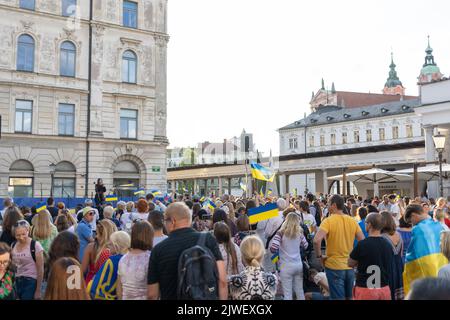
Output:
[
  {"xmin": 433, "ymin": 132, "xmax": 446, "ymax": 198},
  {"xmin": 49, "ymin": 163, "xmax": 56, "ymax": 197}
]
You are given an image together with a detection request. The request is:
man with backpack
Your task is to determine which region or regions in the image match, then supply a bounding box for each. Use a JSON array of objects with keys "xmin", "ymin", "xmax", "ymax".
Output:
[{"xmin": 147, "ymin": 202, "xmax": 228, "ymax": 300}]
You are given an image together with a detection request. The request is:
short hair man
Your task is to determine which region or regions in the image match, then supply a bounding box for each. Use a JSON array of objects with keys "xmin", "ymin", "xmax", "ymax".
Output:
[
  {"xmin": 348, "ymin": 212, "xmax": 393, "ymax": 300},
  {"xmin": 147, "ymin": 202, "xmax": 227, "ymax": 300}
]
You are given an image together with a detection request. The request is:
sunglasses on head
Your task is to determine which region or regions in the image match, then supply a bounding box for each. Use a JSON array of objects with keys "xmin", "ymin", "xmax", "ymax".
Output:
[{"xmin": 14, "ymin": 220, "xmax": 29, "ymax": 227}]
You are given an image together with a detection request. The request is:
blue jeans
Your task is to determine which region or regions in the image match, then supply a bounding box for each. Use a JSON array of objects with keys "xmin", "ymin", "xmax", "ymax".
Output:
[
  {"xmin": 325, "ymin": 268, "xmax": 354, "ymax": 300},
  {"xmin": 311, "ymin": 292, "xmax": 330, "ymax": 300},
  {"xmin": 15, "ymin": 276, "xmax": 37, "ymax": 300}
]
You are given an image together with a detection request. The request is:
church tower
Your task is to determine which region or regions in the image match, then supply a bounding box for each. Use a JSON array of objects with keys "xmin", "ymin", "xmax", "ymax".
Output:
[
  {"xmin": 418, "ymin": 36, "xmax": 443, "ymax": 84},
  {"xmin": 383, "ymin": 52, "xmax": 405, "ymax": 96}
]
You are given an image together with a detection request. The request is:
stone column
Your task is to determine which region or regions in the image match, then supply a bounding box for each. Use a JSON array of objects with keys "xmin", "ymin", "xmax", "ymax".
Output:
[
  {"xmin": 89, "ymin": 23, "xmax": 105, "ymax": 137},
  {"xmin": 193, "ymin": 179, "xmax": 198, "ymax": 195},
  {"xmin": 285, "ymin": 174, "xmax": 290, "ymax": 195},
  {"xmin": 279, "ymin": 174, "xmax": 286, "ymax": 195},
  {"xmin": 171, "ymin": 180, "xmax": 176, "ymax": 194},
  {"xmin": 154, "ymin": 35, "xmax": 169, "ymax": 142},
  {"xmin": 218, "ymin": 177, "xmax": 223, "ymax": 196},
  {"xmin": 322, "ymin": 169, "xmax": 328, "ymax": 194},
  {"xmin": 227, "ymin": 178, "xmax": 232, "ymax": 195},
  {"xmin": 424, "ymin": 125, "xmax": 439, "ymax": 198}
]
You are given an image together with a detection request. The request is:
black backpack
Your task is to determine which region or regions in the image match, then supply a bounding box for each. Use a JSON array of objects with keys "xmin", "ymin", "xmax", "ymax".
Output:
[{"xmin": 177, "ymin": 232, "xmax": 219, "ymax": 300}]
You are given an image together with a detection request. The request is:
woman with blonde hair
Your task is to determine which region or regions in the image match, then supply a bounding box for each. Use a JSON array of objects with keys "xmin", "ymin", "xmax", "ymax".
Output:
[
  {"xmin": 225, "ymin": 202, "xmax": 236, "ymax": 223},
  {"xmin": 229, "ymin": 235, "xmax": 277, "ymax": 300},
  {"xmin": 82, "ymin": 219, "xmax": 117, "ymax": 284},
  {"xmin": 438, "ymin": 231, "xmax": 450, "ymax": 280},
  {"xmin": 88, "ymin": 231, "xmax": 130, "ymax": 300},
  {"xmin": 31, "ymin": 210, "xmax": 58, "ymax": 253},
  {"xmin": 44, "ymin": 257, "xmax": 90, "ymax": 300},
  {"xmin": 270, "ymin": 212, "xmax": 308, "ymax": 300}
]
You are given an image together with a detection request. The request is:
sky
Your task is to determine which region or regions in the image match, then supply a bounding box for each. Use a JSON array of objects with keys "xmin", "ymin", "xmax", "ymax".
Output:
[{"xmin": 166, "ymin": 0, "xmax": 450, "ymax": 156}]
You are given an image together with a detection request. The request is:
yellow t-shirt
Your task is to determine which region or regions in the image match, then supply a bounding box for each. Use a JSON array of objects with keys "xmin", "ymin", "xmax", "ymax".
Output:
[{"xmin": 320, "ymin": 214, "xmax": 362, "ymax": 270}]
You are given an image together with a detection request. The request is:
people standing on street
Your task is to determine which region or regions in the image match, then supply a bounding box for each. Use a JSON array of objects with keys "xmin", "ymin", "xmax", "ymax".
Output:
[
  {"xmin": 0, "ymin": 206, "xmax": 23, "ymax": 246},
  {"xmin": 313, "ymin": 195, "xmax": 365, "ymax": 300}
]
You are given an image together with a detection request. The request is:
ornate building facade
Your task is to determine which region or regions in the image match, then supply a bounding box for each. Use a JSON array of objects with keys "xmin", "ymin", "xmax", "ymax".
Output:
[
  {"xmin": 0, "ymin": 0, "xmax": 169, "ymax": 199},
  {"xmin": 278, "ymin": 39, "xmax": 447, "ymax": 198}
]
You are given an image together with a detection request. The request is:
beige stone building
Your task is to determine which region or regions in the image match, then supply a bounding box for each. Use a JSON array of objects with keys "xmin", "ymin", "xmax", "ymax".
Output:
[{"xmin": 0, "ymin": 0, "xmax": 169, "ymax": 199}]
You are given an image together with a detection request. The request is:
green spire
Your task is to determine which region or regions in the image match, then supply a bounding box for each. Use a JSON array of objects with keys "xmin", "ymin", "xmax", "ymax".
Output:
[
  {"xmin": 321, "ymin": 78, "xmax": 325, "ymax": 90},
  {"xmin": 424, "ymin": 35, "xmax": 437, "ymax": 67},
  {"xmin": 331, "ymin": 82, "xmax": 336, "ymax": 94},
  {"xmin": 385, "ymin": 52, "xmax": 402, "ymax": 88}
]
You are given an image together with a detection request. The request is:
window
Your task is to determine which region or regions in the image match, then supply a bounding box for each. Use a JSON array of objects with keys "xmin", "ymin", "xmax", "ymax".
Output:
[
  {"xmin": 15, "ymin": 100, "xmax": 32, "ymax": 133},
  {"xmin": 366, "ymin": 129, "xmax": 372, "ymax": 142},
  {"xmin": 122, "ymin": 50, "xmax": 137, "ymax": 83},
  {"xmin": 17, "ymin": 34, "xmax": 34, "ymax": 72},
  {"xmin": 58, "ymin": 103, "xmax": 75, "ymax": 136},
  {"xmin": 331, "ymin": 133, "xmax": 336, "ymax": 145},
  {"xmin": 20, "ymin": 0, "xmax": 35, "ymax": 10},
  {"xmin": 53, "ymin": 178, "xmax": 75, "ymax": 198},
  {"xmin": 392, "ymin": 126, "xmax": 399, "ymax": 139},
  {"xmin": 320, "ymin": 135, "xmax": 325, "ymax": 146},
  {"xmin": 354, "ymin": 131, "xmax": 360, "ymax": 143},
  {"xmin": 288, "ymin": 138, "xmax": 298, "ymax": 150},
  {"xmin": 379, "ymin": 128, "xmax": 385, "ymax": 140},
  {"xmin": 62, "ymin": 0, "xmax": 77, "ymax": 17},
  {"xmin": 406, "ymin": 124, "xmax": 413, "ymax": 138},
  {"xmin": 309, "ymin": 135, "xmax": 314, "ymax": 147},
  {"xmin": 8, "ymin": 178, "xmax": 33, "ymax": 198},
  {"xmin": 60, "ymin": 41, "xmax": 76, "ymax": 77},
  {"xmin": 120, "ymin": 109, "xmax": 137, "ymax": 139},
  {"xmin": 342, "ymin": 132, "xmax": 347, "ymax": 144},
  {"xmin": 123, "ymin": 1, "xmax": 138, "ymax": 28}
]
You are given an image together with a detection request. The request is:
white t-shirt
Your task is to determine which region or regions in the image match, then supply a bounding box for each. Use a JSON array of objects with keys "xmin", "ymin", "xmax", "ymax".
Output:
[
  {"xmin": 299, "ymin": 212, "xmax": 317, "ymax": 234},
  {"xmin": 131, "ymin": 212, "xmax": 149, "ymax": 222},
  {"xmin": 67, "ymin": 225, "xmax": 76, "ymax": 234},
  {"xmin": 120, "ymin": 212, "xmax": 132, "ymax": 232},
  {"xmin": 313, "ymin": 272, "xmax": 329, "ymax": 297}
]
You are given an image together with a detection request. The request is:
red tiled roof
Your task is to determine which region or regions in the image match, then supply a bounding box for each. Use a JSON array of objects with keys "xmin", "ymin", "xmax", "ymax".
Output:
[{"xmin": 336, "ymin": 91, "xmax": 418, "ymax": 108}]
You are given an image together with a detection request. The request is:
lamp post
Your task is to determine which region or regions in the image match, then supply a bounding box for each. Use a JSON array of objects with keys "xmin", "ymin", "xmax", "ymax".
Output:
[
  {"xmin": 49, "ymin": 163, "xmax": 56, "ymax": 197},
  {"xmin": 433, "ymin": 132, "xmax": 446, "ymax": 198}
]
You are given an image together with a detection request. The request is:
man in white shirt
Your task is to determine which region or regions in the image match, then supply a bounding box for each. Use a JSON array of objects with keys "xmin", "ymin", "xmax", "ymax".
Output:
[
  {"xmin": 378, "ymin": 195, "xmax": 391, "ymax": 212},
  {"xmin": 388, "ymin": 194, "xmax": 401, "ymax": 227}
]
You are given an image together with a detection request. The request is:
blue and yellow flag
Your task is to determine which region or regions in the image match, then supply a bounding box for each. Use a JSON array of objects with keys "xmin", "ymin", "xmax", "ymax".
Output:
[
  {"xmin": 152, "ymin": 190, "xmax": 162, "ymax": 197},
  {"xmin": 207, "ymin": 199, "xmax": 216, "ymax": 211},
  {"xmin": 247, "ymin": 203, "xmax": 278, "ymax": 225},
  {"xmin": 105, "ymin": 195, "xmax": 118, "ymax": 202},
  {"xmin": 87, "ymin": 255, "xmax": 122, "ymax": 300},
  {"xmin": 250, "ymin": 162, "xmax": 275, "ymax": 182},
  {"xmin": 271, "ymin": 252, "xmax": 279, "ymax": 264},
  {"xmin": 36, "ymin": 202, "xmax": 47, "ymax": 213},
  {"xmin": 403, "ymin": 219, "xmax": 448, "ymax": 295},
  {"xmin": 267, "ymin": 188, "xmax": 273, "ymax": 196},
  {"xmin": 134, "ymin": 188, "xmax": 145, "ymax": 196},
  {"xmin": 200, "ymin": 196, "xmax": 206, "ymax": 202}
]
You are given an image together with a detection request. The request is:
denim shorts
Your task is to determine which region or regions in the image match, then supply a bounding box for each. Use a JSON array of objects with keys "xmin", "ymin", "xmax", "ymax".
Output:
[
  {"xmin": 15, "ymin": 276, "xmax": 37, "ymax": 300},
  {"xmin": 325, "ymin": 268, "xmax": 355, "ymax": 300}
]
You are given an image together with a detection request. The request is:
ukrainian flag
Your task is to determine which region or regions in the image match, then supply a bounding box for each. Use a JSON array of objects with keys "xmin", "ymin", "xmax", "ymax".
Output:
[
  {"xmin": 271, "ymin": 252, "xmax": 279, "ymax": 264},
  {"xmin": 207, "ymin": 200, "xmax": 216, "ymax": 211},
  {"xmin": 152, "ymin": 190, "xmax": 163, "ymax": 196},
  {"xmin": 134, "ymin": 189, "xmax": 145, "ymax": 196},
  {"xmin": 247, "ymin": 203, "xmax": 278, "ymax": 224},
  {"xmin": 36, "ymin": 202, "xmax": 47, "ymax": 213},
  {"xmin": 200, "ymin": 196, "xmax": 206, "ymax": 202},
  {"xmin": 403, "ymin": 219, "xmax": 448, "ymax": 295},
  {"xmin": 267, "ymin": 188, "xmax": 273, "ymax": 196},
  {"xmin": 260, "ymin": 187, "xmax": 264, "ymax": 198},
  {"xmin": 105, "ymin": 195, "xmax": 118, "ymax": 202},
  {"xmin": 250, "ymin": 163, "xmax": 275, "ymax": 182}
]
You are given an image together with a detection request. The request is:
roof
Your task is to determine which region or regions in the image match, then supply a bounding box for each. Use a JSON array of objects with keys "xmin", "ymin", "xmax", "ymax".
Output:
[
  {"xmin": 335, "ymin": 91, "xmax": 417, "ymax": 108},
  {"xmin": 279, "ymin": 98, "xmax": 422, "ymax": 130}
]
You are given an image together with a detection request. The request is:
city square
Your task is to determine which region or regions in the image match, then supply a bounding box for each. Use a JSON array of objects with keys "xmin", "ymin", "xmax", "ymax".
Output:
[{"xmin": 0, "ymin": 0, "xmax": 450, "ymax": 307}]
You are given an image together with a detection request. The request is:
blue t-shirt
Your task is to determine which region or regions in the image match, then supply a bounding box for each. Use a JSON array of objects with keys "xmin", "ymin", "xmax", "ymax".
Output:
[
  {"xmin": 76, "ymin": 219, "xmax": 92, "ymax": 261},
  {"xmin": 354, "ymin": 218, "xmax": 368, "ymax": 248}
]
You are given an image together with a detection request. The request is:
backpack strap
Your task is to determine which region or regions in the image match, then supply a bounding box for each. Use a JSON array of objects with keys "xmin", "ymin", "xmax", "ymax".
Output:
[
  {"xmin": 11, "ymin": 241, "xmax": 17, "ymax": 250},
  {"xmin": 30, "ymin": 240, "xmax": 36, "ymax": 263},
  {"xmin": 197, "ymin": 231, "xmax": 207, "ymax": 248},
  {"xmin": 265, "ymin": 222, "xmax": 283, "ymax": 249}
]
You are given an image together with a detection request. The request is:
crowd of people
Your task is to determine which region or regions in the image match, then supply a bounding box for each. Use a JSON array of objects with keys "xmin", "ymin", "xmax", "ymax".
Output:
[{"xmin": 0, "ymin": 190, "xmax": 450, "ymax": 300}]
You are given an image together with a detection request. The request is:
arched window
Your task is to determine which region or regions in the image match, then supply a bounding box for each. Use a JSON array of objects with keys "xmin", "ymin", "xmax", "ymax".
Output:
[
  {"xmin": 122, "ymin": 50, "xmax": 137, "ymax": 83},
  {"xmin": 9, "ymin": 160, "xmax": 34, "ymax": 198},
  {"xmin": 53, "ymin": 161, "xmax": 76, "ymax": 198},
  {"xmin": 17, "ymin": 34, "xmax": 35, "ymax": 72},
  {"xmin": 113, "ymin": 160, "xmax": 140, "ymax": 198},
  {"xmin": 60, "ymin": 41, "xmax": 76, "ymax": 77}
]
